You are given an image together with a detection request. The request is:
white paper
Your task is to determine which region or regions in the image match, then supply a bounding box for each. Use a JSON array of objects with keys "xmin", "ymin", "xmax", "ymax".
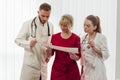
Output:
[
  {"xmin": 36, "ymin": 41, "xmax": 79, "ymax": 54},
  {"xmin": 47, "ymin": 44, "xmax": 79, "ymax": 54}
]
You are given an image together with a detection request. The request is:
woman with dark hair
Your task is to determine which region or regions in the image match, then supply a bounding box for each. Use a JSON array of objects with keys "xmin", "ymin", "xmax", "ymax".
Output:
[{"xmin": 81, "ymin": 15, "xmax": 109, "ymax": 80}]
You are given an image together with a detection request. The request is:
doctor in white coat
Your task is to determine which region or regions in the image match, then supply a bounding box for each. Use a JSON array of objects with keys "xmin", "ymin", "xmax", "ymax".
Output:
[
  {"xmin": 15, "ymin": 3, "xmax": 54, "ymax": 80},
  {"xmin": 81, "ymin": 15, "xmax": 109, "ymax": 80}
]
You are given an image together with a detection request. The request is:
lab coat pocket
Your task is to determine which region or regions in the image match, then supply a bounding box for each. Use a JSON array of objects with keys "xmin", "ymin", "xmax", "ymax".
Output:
[{"xmin": 24, "ymin": 49, "xmax": 40, "ymax": 67}]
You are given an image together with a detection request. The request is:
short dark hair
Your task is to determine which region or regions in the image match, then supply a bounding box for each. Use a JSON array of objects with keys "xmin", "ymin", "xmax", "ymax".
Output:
[{"xmin": 39, "ymin": 3, "xmax": 51, "ymax": 11}]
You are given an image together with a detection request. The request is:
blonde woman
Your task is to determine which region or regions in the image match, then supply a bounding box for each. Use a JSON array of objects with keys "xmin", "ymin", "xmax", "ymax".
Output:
[{"xmin": 49, "ymin": 14, "xmax": 81, "ymax": 80}]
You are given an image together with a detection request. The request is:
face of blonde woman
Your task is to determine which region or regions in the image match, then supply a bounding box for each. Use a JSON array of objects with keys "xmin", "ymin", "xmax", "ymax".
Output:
[
  {"xmin": 84, "ymin": 19, "xmax": 96, "ymax": 34},
  {"xmin": 60, "ymin": 24, "xmax": 71, "ymax": 33}
]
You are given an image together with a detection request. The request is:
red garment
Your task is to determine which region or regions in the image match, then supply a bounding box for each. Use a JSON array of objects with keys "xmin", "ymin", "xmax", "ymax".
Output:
[{"xmin": 50, "ymin": 32, "xmax": 81, "ymax": 80}]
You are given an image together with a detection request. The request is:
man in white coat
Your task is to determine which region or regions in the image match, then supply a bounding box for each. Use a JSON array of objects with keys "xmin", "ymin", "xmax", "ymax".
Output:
[{"xmin": 15, "ymin": 3, "xmax": 54, "ymax": 80}]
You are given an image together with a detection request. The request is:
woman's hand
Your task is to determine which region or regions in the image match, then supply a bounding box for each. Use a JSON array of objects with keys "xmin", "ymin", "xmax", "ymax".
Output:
[
  {"xmin": 43, "ymin": 43, "xmax": 52, "ymax": 63},
  {"xmin": 88, "ymin": 40, "xmax": 95, "ymax": 48},
  {"xmin": 46, "ymin": 47, "xmax": 52, "ymax": 57},
  {"xmin": 69, "ymin": 53, "xmax": 79, "ymax": 61},
  {"xmin": 89, "ymin": 40, "xmax": 102, "ymax": 57}
]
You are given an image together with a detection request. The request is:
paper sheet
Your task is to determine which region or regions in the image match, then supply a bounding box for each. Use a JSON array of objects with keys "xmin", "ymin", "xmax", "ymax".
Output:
[
  {"xmin": 47, "ymin": 44, "xmax": 79, "ymax": 54},
  {"xmin": 36, "ymin": 39, "xmax": 79, "ymax": 54}
]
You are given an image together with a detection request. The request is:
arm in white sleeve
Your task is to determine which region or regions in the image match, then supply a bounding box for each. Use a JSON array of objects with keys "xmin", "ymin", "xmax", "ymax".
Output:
[
  {"xmin": 100, "ymin": 35, "xmax": 109, "ymax": 61},
  {"xmin": 15, "ymin": 21, "xmax": 31, "ymax": 49}
]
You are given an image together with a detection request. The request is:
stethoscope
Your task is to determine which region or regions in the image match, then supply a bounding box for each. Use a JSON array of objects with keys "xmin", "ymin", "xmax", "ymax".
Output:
[
  {"xmin": 82, "ymin": 34, "xmax": 91, "ymax": 51},
  {"xmin": 31, "ymin": 17, "xmax": 50, "ymax": 38}
]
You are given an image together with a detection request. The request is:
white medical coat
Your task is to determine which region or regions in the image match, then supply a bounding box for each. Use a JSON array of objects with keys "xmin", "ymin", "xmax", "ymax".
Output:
[
  {"xmin": 15, "ymin": 16, "xmax": 54, "ymax": 80},
  {"xmin": 81, "ymin": 33, "xmax": 109, "ymax": 80}
]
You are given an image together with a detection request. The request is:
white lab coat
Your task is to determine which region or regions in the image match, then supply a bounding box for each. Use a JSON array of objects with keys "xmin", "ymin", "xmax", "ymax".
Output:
[
  {"xmin": 81, "ymin": 33, "xmax": 109, "ymax": 80},
  {"xmin": 15, "ymin": 16, "xmax": 54, "ymax": 80}
]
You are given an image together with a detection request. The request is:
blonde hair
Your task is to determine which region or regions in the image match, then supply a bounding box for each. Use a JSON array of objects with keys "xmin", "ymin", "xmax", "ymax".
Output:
[{"xmin": 59, "ymin": 14, "xmax": 73, "ymax": 28}]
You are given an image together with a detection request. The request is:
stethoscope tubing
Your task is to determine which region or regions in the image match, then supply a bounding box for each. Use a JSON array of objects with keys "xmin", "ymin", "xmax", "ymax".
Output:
[{"xmin": 31, "ymin": 17, "xmax": 50, "ymax": 38}]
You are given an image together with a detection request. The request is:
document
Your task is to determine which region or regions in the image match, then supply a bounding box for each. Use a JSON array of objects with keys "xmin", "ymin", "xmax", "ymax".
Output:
[
  {"xmin": 47, "ymin": 44, "xmax": 79, "ymax": 54},
  {"xmin": 36, "ymin": 40, "xmax": 79, "ymax": 54}
]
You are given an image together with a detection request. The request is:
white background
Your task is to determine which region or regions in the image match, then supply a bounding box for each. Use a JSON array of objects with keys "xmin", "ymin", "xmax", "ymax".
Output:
[{"xmin": 0, "ymin": 0, "xmax": 117, "ymax": 80}]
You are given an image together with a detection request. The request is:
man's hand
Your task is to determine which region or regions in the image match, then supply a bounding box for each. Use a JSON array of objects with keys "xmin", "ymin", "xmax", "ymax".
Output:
[{"xmin": 30, "ymin": 39, "xmax": 37, "ymax": 48}]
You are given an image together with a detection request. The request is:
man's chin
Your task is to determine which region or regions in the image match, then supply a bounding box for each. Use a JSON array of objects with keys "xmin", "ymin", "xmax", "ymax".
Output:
[{"xmin": 41, "ymin": 21, "xmax": 46, "ymax": 24}]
